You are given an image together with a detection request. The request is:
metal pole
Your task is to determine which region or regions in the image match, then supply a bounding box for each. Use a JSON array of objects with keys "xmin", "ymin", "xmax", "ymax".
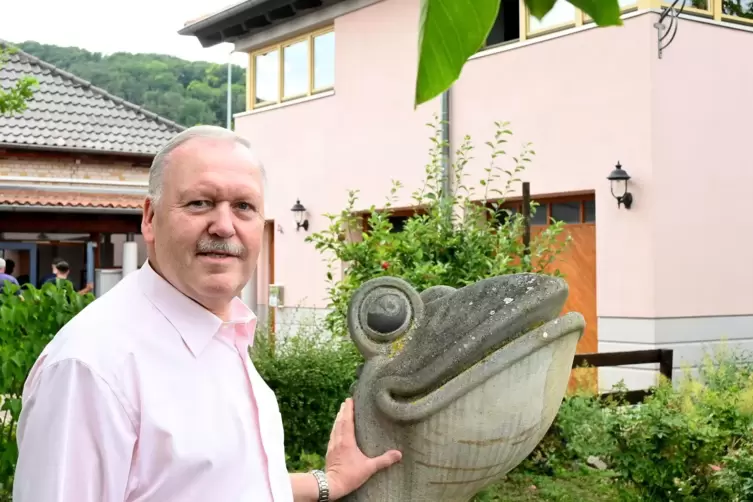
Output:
[
  {"xmin": 522, "ymin": 182, "xmax": 531, "ymax": 257},
  {"xmin": 440, "ymin": 90, "xmax": 451, "ymax": 200},
  {"xmin": 226, "ymin": 52, "xmax": 233, "ymax": 129}
]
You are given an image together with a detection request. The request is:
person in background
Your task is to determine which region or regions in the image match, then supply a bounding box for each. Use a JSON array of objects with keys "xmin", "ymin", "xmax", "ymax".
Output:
[
  {"xmin": 42, "ymin": 260, "xmax": 93, "ymax": 295},
  {"xmin": 38, "ymin": 257, "xmax": 63, "ymax": 288},
  {"xmin": 0, "ymin": 257, "xmax": 19, "ymax": 294}
]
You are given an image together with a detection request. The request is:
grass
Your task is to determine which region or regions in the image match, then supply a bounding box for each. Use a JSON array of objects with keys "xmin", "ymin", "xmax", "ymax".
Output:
[{"xmin": 473, "ymin": 464, "xmax": 634, "ymax": 502}]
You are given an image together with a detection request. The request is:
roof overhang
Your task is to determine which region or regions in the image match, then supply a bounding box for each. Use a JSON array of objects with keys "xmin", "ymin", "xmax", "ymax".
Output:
[
  {"xmin": 0, "ymin": 142, "xmax": 156, "ymax": 161},
  {"xmin": 179, "ymin": 0, "xmax": 349, "ymax": 48}
]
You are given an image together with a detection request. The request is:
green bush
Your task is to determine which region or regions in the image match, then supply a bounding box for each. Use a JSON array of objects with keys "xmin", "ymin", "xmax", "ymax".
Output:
[
  {"xmin": 525, "ymin": 347, "xmax": 753, "ymax": 501},
  {"xmin": 0, "ymin": 281, "xmax": 94, "ymax": 499},
  {"xmin": 307, "ymin": 118, "xmax": 570, "ymax": 336},
  {"xmin": 250, "ymin": 327, "xmax": 363, "ymax": 471}
]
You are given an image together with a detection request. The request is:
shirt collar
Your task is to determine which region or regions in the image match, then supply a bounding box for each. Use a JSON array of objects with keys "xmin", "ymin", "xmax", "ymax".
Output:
[{"xmin": 137, "ymin": 260, "xmax": 257, "ymax": 357}]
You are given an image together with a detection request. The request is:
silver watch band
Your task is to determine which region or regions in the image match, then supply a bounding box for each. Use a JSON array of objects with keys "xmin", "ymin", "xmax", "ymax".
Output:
[{"xmin": 310, "ymin": 469, "xmax": 330, "ymax": 502}]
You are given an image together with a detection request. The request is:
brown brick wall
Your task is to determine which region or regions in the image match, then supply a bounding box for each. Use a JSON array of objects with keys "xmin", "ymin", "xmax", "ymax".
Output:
[{"xmin": 0, "ymin": 157, "xmax": 149, "ymax": 183}]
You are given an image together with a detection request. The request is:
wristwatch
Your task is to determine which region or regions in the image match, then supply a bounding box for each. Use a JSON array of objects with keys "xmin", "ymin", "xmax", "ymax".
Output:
[{"xmin": 310, "ymin": 469, "xmax": 330, "ymax": 502}]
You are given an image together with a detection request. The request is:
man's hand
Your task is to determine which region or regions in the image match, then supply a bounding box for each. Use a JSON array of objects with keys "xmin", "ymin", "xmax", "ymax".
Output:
[{"xmin": 324, "ymin": 398, "xmax": 402, "ymax": 500}]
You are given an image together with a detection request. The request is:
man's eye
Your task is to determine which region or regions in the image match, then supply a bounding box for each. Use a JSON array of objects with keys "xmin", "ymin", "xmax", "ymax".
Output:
[
  {"xmin": 236, "ymin": 202, "xmax": 254, "ymax": 211},
  {"xmin": 188, "ymin": 200, "xmax": 210, "ymax": 208}
]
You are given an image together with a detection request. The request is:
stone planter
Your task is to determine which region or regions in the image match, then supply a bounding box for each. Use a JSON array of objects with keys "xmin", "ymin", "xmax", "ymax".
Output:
[{"xmin": 343, "ymin": 273, "xmax": 585, "ymax": 502}]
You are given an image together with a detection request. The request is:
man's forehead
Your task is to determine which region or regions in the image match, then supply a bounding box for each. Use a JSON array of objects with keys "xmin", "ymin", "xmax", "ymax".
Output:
[
  {"xmin": 171, "ymin": 137, "xmax": 259, "ymax": 164},
  {"xmin": 165, "ymin": 139, "xmax": 263, "ymax": 179}
]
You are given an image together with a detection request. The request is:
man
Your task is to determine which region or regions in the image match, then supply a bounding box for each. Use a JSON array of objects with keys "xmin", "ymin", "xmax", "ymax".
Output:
[
  {"xmin": 38, "ymin": 256, "xmax": 63, "ymax": 288},
  {"xmin": 0, "ymin": 257, "xmax": 19, "ymax": 293},
  {"xmin": 41, "ymin": 259, "xmax": 93, "ymax": 294},
  {"xmin": 13, "ymin": 125, "xmax": 401, "ymax": 501}
]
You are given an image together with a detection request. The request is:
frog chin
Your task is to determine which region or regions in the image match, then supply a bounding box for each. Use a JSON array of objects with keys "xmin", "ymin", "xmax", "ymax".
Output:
[{"xmin": 371, "ymin": 312, "xmax": 584, "ymax": 424}]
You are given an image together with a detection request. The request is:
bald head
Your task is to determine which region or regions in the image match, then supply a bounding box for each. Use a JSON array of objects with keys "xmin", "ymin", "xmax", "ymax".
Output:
[{"xmin": 148, "ymin": 125, "xmax": 265, "ymax": 207}]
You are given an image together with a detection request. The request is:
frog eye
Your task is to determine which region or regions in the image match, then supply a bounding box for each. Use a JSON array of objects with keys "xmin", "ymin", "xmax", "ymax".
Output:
[
  {"xmin": 347, "ymin": 276, "xmax": 425, "ymax": 358},
  {"xmin": 365, "ymin": 289, "xmax": 409, "ymax": 335}
]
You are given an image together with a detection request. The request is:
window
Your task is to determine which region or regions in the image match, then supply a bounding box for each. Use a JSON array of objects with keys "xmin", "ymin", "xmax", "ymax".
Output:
[
  {"xmin": 551, "ymin": 202, "xmax": 580, "ymax": 223},
  {"xmin": 528, "ymin": 0, "xmax": 577, "ymax": 34},
  {"xmin": 584, "ymin": 200, "xmax": 596, "ymax": 223},
  {"xmin": 483, "ymin": 0, "xmax": 521, "ymax": 47},
  {"xmin": 490, "ymin": 195, "xmax": 596, "ymax": 226},
  {"xmin": 313, "ymin": 31, "xmax": 335, "ymax": 89},
  {"xmin": 530, "ymin": 203, "xmax": 549, "ymax": 225},
  {"xmin": 723, "ymin": 0, "xmax": 753, "ymax": 20},
  {"xmin": 249, "ymin": 27, "xmax": 335, "ymax": 109},
  {"xmin": 388, "ymin": 215, "xmax": 409, "ymax": 233}
]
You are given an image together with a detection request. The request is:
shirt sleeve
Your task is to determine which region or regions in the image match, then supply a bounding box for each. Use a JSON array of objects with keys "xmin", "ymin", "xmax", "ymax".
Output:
[{"xmin": 13, "ymin": 359, "xmax": 137, "ymax": 502}]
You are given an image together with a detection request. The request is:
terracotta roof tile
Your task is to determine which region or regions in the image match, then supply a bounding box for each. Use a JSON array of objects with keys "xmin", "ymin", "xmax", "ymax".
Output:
[
  {"xmin": 0, "ymin": 188, "xmax": 144, "ymax": 209},
  {"xmin": 0, "ymin": 43, "xmax": 185, "ymax": 156}
]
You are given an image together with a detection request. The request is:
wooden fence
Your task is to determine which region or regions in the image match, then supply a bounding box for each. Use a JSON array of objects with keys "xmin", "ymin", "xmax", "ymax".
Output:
[{"xmin": 572, "ymin": 349, "xmax": 674, "ymax": 404}]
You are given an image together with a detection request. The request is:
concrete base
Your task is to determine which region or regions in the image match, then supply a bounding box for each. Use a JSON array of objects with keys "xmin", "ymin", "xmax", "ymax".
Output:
[{"xmin": 597, "ymin": 315, "xmax": 753, "ymax": 392}]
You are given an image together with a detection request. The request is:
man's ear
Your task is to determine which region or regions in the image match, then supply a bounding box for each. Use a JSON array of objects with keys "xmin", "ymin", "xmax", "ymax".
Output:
[{"xmin": 141, "ymin": 197, "xmax": 156, "ymax": 243}]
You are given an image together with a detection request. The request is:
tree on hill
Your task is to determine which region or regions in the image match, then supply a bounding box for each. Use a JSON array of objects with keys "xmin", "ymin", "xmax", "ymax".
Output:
[
  {"xmin": 15, "ymin": 41, "xmax": 247, "ymax": 128},
  {"xmin": 0, "ymin": 46, "xmax": 37, "ymax": 115}
]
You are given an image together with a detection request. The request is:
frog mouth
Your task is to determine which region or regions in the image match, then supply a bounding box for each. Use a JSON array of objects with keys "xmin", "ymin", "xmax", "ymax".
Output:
[{"xmin": 370, "ymin": 275, "xmax": 585, "ymax": 423}]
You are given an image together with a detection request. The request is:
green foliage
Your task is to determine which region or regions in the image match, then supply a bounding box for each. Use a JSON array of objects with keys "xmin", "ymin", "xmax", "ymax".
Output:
[
  {"xmin": 723, "ymin": 0, "xmax": 753, "ymax": 18},
  {"xmin": 250, "ymin": 327, "xmax": 363, "ymax": 471},
  {"xmin": 0, "ymin": 281, "xmax": 94, "ymax": 499},
  {"xmin": 711, "ymin": 439, "xmax": 753, "ymax": 500},
  {"xmin": 415, "ymin": 0, "xmax": 502, "ymax": 104},
  {"xmin": 307, "ymin": 119, "xmax": 570, "ymax": 336},
  {"xmin": 415, "ymin": 0, "xmax": 622, "ymax": 106},
  {"xmin": 0, "ymin": 47, "xmax": 38, "ymax": 116},
  {"xmin": 473, "ymin": 465, "xmax": 631, "ymax": 501},
  {"xmin": 15, "ymin": 41, "xmax": 246, "ymax": 127},
  {"xmin": 525, "ymin": 347, "xmax": 753, "ymax": 501}
]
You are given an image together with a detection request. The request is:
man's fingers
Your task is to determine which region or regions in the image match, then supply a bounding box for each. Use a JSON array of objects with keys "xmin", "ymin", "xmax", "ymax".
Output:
[
  {"xmin": 333, "ymin": 401, "xmax": 347, "ymax": 444},
  {"xmin": 369, "ymin": 450, "xmax": 403, "ymax": 472},
  {"xmin": 329, "ymin": 403, "xmax": 342, "ymax": 442},
  {"xmin": 341, "ymin": 398, "xmax": 356, "ymax": 442},
  {"xmin": 329, "ymin": 402, "xmax": 345, "ymax": 449}
]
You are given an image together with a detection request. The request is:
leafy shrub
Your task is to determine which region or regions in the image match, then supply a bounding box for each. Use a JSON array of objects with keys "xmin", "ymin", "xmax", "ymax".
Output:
[
  {"xmin": 525, "ymin": 347, "xmax": 753, "ymax": 501},
  {"xmin": 711, "ymin": 439, "xmax": 753, "ymax": 500},
  {"xmin": 0, "ymin": 281, "xmax": 94, "ymax": 499},
  {"xmin": 250, "ymin": 326, "xmax": 362, "ymax": 471},
  {"xmin": 307, "ymin": 118, "xmax": 570, "ymax": 336}
]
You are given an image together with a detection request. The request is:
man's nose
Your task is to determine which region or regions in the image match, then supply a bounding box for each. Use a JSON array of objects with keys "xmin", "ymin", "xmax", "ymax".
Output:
[{"xmin": 207, "ymin": 203, "xmax": 236, "ymax": 239}]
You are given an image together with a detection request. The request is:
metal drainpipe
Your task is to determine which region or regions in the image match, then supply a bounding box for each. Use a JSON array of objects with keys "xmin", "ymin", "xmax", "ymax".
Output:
[
  {"xmin": 439, "ymin": 89, "xmax": 453, "ymax": 229},
  {"xmin": 227, "ymin": 51, "xmax": 233, "ymax": 129},
  {"xmin": 441, "ymin": 89, "xmax": 451, "ymax": 200}
]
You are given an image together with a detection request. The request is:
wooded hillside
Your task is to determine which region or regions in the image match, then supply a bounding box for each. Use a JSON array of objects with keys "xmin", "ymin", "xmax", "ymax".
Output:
[{"xmin": 16, "ymin": 41, "xmax": 247, "ymax": 128}]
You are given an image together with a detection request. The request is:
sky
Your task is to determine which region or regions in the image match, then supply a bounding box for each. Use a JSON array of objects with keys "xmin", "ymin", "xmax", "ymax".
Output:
[{"xmin": 1, "ymin": 0, "xmax": 249, "ymax": 66}]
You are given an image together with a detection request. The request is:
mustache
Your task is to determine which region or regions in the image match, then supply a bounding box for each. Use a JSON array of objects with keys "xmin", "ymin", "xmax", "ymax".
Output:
[{"xmin": 196, "ymin": 238, "xmax": 246, "ymax": 257}]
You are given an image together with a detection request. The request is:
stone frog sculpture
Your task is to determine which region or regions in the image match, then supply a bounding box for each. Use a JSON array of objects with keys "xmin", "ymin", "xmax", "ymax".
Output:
[{"xmin": 343, "ymin": 273, "xmax": 585, "ymax": 502}]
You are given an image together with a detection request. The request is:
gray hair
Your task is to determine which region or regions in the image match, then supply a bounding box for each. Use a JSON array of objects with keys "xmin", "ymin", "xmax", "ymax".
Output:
[
  {"xmin": 0, "ymin": 258, "xmax": 5, "ymax": 270},
  {"xmin": 148, "ymin": 125, "xmax": 265, "ymax": 206}
]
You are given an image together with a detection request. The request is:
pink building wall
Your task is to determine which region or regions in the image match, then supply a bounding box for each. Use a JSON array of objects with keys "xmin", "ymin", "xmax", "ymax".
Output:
[
  {"xmin": 651, "ymin": 19, "xmax": 753, "ymax": 317},
  {"xmin": 235, "ymin": 0, "xmax": 753, "ymax": 330}
]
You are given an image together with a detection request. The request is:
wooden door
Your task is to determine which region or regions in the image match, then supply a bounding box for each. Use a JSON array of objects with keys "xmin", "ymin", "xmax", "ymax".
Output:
[{"xmin": 503, "ymin": 193, "xmax": 598, "ymax": 392}]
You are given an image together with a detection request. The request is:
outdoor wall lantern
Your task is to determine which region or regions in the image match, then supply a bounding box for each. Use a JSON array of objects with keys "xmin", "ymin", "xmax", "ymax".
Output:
[
  {"xmin": 607, "ymin": 161, "xmax": 633, "ymax": 210},
  {"xmin": 291, "ymin": 199, "xmax": 309, "ymax": 231}
]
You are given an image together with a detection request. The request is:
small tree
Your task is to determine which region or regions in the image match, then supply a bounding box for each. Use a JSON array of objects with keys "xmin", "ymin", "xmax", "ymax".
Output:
[
  {"xmin": 0, "ymin": 46, "xmax": 38, "ymax": 116},
  {"xmin": 0, "ymin": 282, "xmax": 95, "ymax": 498},
  {"xmin": 307, "ymin": 119, "xmax": 571, "ymax": 336}
]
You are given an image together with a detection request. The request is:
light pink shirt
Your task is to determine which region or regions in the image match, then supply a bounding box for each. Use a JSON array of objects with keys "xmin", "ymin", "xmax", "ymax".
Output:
[{"xmin": 13, "ymin": 261, "xmax": 293, "ymax": 502}]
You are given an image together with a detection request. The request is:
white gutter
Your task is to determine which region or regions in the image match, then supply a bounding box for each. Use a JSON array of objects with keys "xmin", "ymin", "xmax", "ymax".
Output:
[
  {"xmin": 0, "ymin": 204, "xmax": 142, "ymax": 214},
  {"xmin": 0, "ymin": 182, "xmax": 147, "ymax": 196},
  {"xmin": 0, "ymin": 176, "xmax": 148, "ymax": 187}
]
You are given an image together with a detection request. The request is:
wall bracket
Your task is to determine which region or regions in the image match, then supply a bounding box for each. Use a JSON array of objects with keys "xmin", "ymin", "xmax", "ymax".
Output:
[{"xmin": 654, "ymin": 0, "xmax": 687, "ymax": 59}]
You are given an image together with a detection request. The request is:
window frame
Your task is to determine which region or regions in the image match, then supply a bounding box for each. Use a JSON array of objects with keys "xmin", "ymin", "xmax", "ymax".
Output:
[
  {"xmin": 487, "ymin": 192, "xmax": 596, "ymax": 227},
  {"xmin": 248, "ymin": 26, "xmax": 335, "ymax": 110},
  {"xmin": 511, "ymin": 0, "xmax": 752, "ymax": 44}
]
